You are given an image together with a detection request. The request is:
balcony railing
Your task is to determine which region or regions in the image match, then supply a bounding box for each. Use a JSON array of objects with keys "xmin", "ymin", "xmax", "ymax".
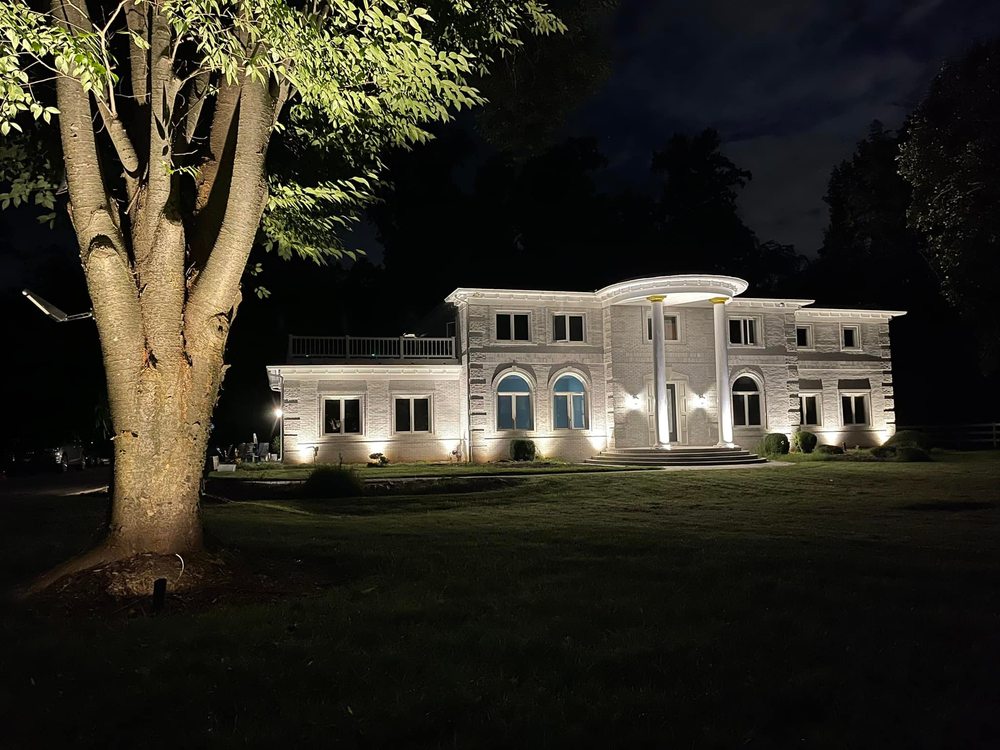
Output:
[{"xmin": 288, "ymin": 335, "xmax": 456, "ymax": 361}]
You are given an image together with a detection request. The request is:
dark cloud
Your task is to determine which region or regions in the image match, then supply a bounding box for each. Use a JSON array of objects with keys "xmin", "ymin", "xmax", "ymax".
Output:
[{"xmin": 573, "ymin": 0, "xmax": 1000, "ymax": 252}]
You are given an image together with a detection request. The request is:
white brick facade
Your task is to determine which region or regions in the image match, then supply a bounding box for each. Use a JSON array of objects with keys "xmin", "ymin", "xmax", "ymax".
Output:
[{"xmin": 269, "ymin": 276, "xmax": 904, "ymax": 464}]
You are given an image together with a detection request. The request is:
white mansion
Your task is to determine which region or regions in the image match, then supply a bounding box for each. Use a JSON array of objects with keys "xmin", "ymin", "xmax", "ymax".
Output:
[{"xmin": 267, "ymin": 275, "xmax": 905, "ymax": 465}]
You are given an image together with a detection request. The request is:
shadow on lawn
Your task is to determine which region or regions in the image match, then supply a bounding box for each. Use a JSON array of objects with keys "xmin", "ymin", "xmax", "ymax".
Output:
[{"xmin": 900, "ymin": 501, "xmax": 996, "ymax": 512}]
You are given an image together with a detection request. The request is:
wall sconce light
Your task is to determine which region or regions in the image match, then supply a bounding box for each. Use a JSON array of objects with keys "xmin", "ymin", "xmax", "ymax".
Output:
[
  {"xmin": 692, "ymin": 394, "xmax": 708, "ymax": 409},
  {"xmin": 625, "ymin": 394, "xmax": 644, "ymax": 411}
]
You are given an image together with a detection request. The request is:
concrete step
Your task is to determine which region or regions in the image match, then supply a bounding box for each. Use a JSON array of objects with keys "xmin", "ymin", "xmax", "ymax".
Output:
[
  {"xmin": 587, "ymin": 445, "xmax": 766, "ymax": 467},
  {"xmin": 585, "ymin": 456, "xmax": 768, "ymax": 467}
]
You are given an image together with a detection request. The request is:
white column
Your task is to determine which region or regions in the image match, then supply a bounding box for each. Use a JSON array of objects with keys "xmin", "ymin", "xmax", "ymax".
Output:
[
  {"xmin": 648, "ymin": 295, "xmax": 671, "ymax": 449},
  {"xmin": 712, "ymin": 297, "xmax": 735, "ymax": 446}
]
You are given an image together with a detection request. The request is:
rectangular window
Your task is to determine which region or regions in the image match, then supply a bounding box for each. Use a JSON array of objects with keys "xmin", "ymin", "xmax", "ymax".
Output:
[
  {"xmin": 553, "ymin": 314, "xmax": 585, "ymax": 342},
  {"xmin": 498, "ymin": 395, "xmax": 533, "ymax": 430},
  {"xmin": 842, "ymin": 325, "xmax": 860, "ymax": 350},
  {"xmin": 395, "ymin": 397, "xmax": 430, "ymax": 433},
  {"xmin": 729, "ymin": 317, "xmax": 758, "ymax": 346},
  {"xmin": 841, "ymin": 394, "xmax": 868, "ymax": 425},
  {"xmin": 496, "ymin": 313, "xmax": 530, "ymax": 341},
  {"xmin": 796, "ymin": 326, "xmax": 812, "ymax": 348},
  {"xmin": 324, "ymin": 397, "xmax": 362, "ymax": 435},
  {"xmin": 799, "ymin": 394, "xmax": 820, "ymax": 426},
  {"xmin": 554, "ymin": 394, "xmax": 588, "ymax": 429},
  {"xmin": 646, "ymin": 314, "xmax": 679, "ymax": 341}
]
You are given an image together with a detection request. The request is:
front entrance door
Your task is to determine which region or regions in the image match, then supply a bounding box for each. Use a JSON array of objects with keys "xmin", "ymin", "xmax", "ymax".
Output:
[{"xmin": 646, "ymin": 381, "xmax": 679, "ymax": 444}]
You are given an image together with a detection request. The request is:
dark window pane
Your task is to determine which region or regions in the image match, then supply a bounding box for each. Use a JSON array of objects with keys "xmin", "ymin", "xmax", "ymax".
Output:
[
  {"xmin": 569, "ymin": 315, "xmax": 584, "ymax": 341},
  {"xmin": 515, "ymin": 395, "xmax": 533, "ymax": 429},
  {"xmin": 842, "ymin": 396, "xmax": 853, "ymax": 423},
  {"xmin": 647, "ymin": 318, "xmax": 653, "ymax": 340},
  {"xmin": 395, "ymin": 398, "xmax": 411, "ymax": 432},
  {"xmin": 513, "ymin": 314, "xmax": 530, "ymax": 340},
  {"xmin": 729, "ymin": 319, "xmax": 741, "ymax": 344},
  {"xmin": 734, "ymin": 395, "xmax": 747, "ymax": 426},
  {"xmin": 325, "ymin": 400, "xmax": 341, "ymax": 434},
  {"xmin": 554, "ymin": 375, "xmax": 585, "ymax": 393},
  {"xmin": 797, "ymin": 327, "xmax": 809, "ymax": 347},
  {"xmin": 498, "ymin": 396, "xmax": 514, "ymax": 429},
  {"xmin": 805, "ymin": 397, "xmax": 818, "ymax": 425},
  {"xmin": 664, "ymin": 315, "xmax": 678, "ymax": 341},
  {"xmin": 854, "ymin": 396, "xmax": 866, "ymax": 424},
  {"xmin": 498, "ymin": 374, "xmax": 530, "ymax": 393},
  {"xmin": 343, "ymin": 399, "xmax": 361, "ymax": 433},
  {"xmin": 413, "ymin": 398, "xmax": 430, "ymax": 432},
  {"xmin": 746, "ymin": 319, "xmax": 757, "ymax": 345},
  {"xmin": 553, "ymin": 395, "xmax": 569, "ymax": 429},
  {"xmin": 748, "ymin": 395, "xmax": 761, "ymax": 425},
  {"xmin": 572, "ymin": 394, "xmax": 587, "ymax": 428},
  {"xmin": 496, "ymin": 314, "xmax": 511, "ymax": 340},
  {"xmin": 733, "ymin": 376, "xmax": 757, "ymax": 392},
  {"xmin": 843, "ymin": 328, "xmax": 856, "ymax": 348},
  {"xmin": 553, "ymin": 315, "xmax": 567, "ymax": 341}
]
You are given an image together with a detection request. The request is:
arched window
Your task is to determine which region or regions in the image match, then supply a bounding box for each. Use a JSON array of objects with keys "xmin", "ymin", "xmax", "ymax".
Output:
[
  {"xmin": 732, "ymin": 376, "xmax": 762, "ymax": 427},
  {"xmin": 497, "ymin": 374, "xmax": 533, "ymax": 430},
  {"xmin": 553, "ymin": 374, "xmax": 588, "ymax": 429}
]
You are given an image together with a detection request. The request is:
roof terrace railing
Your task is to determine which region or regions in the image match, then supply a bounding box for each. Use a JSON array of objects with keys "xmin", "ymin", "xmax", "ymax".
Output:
[{"xmin": 288, "ymin": 335, "xmax": 456, "ymax": 361}]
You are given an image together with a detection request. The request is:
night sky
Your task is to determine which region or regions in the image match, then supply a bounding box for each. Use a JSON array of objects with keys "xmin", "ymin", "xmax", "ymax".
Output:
[
  {"xmin": 2, "ymin": 0, "xmax": 999, "ymax": 444},
  {"xmin": 573, "ymin": 0, "xmax": 1000, "ymax": 252}
]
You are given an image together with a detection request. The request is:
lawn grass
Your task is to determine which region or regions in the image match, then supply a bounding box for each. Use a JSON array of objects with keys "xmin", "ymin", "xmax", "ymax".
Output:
[
  {"xmin": 209, "ymin": 459, "xmax": 628, "ymax": 480},
  {"xmin": 2, "ymin": 452, "xmax": 1000, "ymax": 747}
]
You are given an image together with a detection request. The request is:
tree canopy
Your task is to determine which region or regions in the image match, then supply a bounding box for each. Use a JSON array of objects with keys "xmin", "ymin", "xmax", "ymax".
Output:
[{"xmin": 898, "ymin": 39, "xmax": 1000, "ymax": 374}]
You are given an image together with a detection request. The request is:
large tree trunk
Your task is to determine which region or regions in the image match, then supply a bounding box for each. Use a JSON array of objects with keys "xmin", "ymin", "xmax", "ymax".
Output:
[{"xmin": 28, "ymin": 0, "xmax": 280, "ymax": 597}]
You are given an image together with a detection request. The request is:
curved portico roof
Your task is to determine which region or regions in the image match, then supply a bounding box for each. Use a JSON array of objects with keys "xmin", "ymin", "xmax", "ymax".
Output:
[
  {"xmin": 445, "ymin": 274, "xmax": 749, "ymax": 306},
  {"xmin": 594, "ymin": 274, "xmax": 749, "ymax": 306}
]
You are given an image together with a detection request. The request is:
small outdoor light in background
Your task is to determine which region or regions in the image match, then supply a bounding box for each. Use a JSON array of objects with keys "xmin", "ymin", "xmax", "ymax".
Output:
[
  {"xmin": 274, "ymin": 407, "xmax": 283, "ymax": 418},
  {"xmin": 22, "ymin": 289, "xmax": 93, "ymax": 323}
]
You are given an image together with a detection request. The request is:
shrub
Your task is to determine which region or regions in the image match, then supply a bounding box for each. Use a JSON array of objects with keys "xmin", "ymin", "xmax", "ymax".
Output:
[
  {"xmin": 270, "ymin": 436, "xmax": 281, "ymax": 455},
  {"xmin": 816, "ymin": 444, "xmax": 844, "ymax": 455},
  {"xmin": 884, "ymin": 430, "xmax": 933, "ymax": 450},
  {"xmin": 302, "ymin": 467, "xmax": 364, "ymax": 498},
  {"xmin": 792, "ymin": 430, "xmax": 818, "ymax": 454},
  {"xmin": 870, "ymin": 445, "xmax": 894, "ymax": 460},
  {"xmin": 895, "ymin": 446, "xmax": 932, "ymax": 462},
  {"xmin": 367, "ymin": 452, "xmax": 389, "ymax": 467},
  {"xmin": 760, "ymin": 432, "xmax": 790, "ymax": 456},
  {"xmin": 510, "ymin": 439, "xmax": 536, "ymax": 462}
]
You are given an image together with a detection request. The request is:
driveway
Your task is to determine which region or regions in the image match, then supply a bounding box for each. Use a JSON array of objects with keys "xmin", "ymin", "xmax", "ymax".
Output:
[{"xmin": 0, "ymin": 467, "xmax": 110, "ymax": 501}]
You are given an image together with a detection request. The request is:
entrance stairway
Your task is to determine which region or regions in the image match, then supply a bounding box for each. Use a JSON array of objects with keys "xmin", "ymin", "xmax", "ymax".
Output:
[{"xmin": 586, "ymin": 446, "xmax": 766, "ymax": 467}]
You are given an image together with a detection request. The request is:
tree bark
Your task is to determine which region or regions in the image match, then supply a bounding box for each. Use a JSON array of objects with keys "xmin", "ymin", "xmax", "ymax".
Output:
[{"xmin": 33, "ymin": 2, "xmax": 281, "ymax": 594}]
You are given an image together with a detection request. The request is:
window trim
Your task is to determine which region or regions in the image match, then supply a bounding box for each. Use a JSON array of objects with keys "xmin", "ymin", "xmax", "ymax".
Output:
[
  {"xmin": 551, "ymin": 373, "xmax": 590, "ymax": 430},
  {"xmin": 494, "ymin": 310, "xmax": 533, "ymax": 344},
  {"xmin": 839, "ymin": 391, "xmax": 870, "ymax": 427},
  {"xmin": 796, "ymin": 324, "xmax": 814, "ymax": 350},
  {"xmin": 551, "ymin": 311, "xmax": 587, "ymax": 344},
  {"xmin": 841, "ymin": 324, "xmax": 861, "ymax": 352},
  {"xmin": 798, "ymin": 391, "xmax": 822, "ymax": 427},
  {"xmin": 728, "ymin": 315, "xmax": 763, "ymax": 348},
  {"xmin": 731, "ymin": 372, "xmax": 765, "ymax": 428},
  {"xmin": 320, "ymin": 394, "xmax": 365, "ymax": 437},
  {"xmin": 495, "ymin": 372, "xmax": 535, "ymax": 432},
  {"xmin": 644, "ymin": 311, "xmax": 682, "ymax": 343},
  {"xmin": 392, "ymin": 394, "xmax": 433, "ymax": 435}
]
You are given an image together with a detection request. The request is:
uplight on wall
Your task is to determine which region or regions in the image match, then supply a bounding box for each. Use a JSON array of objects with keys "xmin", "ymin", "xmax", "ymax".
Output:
[{"xmin": 691, "ymin": 394, "xmax": 708, "ymax": 409}]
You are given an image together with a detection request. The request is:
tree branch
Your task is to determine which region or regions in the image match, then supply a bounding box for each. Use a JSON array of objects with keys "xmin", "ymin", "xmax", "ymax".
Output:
[
  {"xmin": 96, "ymin": 100, "xmax": 140, "ymax": 174},
  {"xmin": 187, "ymin": 77, "xmax": 278, "ymax": 327},
  {"xmin": 124, "ymin": 0, "xmax": 149, "ymax": 107},
  {"xmin": 52, "ymin": 0, "xmax": 143, "ymax": 431}
]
